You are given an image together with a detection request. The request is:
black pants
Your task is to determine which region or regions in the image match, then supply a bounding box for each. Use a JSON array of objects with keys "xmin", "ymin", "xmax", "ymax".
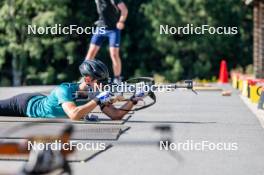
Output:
[{"xmin": 0, "ymin": 93, "xmax": 42, "ymax": 117}]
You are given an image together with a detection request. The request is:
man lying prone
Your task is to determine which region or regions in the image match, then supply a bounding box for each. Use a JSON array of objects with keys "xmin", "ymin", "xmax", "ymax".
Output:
[{"xmin": 0, "ymin": 60, "xmax": 143, "ymax": 120}]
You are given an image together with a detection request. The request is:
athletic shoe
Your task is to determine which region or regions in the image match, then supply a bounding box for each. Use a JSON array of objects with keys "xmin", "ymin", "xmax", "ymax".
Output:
[{"xmin": 113, "ymin": 76, "xmax": 122, "ymax": 85}]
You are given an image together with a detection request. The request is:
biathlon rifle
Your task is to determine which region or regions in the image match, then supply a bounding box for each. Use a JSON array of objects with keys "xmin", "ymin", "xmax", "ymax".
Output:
[{"xmin": 74, "ymin": 77, "xmax": 197, "ymax": 112}]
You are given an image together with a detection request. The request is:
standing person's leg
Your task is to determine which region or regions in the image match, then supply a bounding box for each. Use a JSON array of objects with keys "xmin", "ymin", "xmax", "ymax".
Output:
[
  {"xmin": 82, "ymin": 29, "xmax": 106, "ymax": 83},
  {"xmin": 85, "ymin": 28, "xmax": 105, "ymax": 60},
  {"xmin": 109, "ymin": 47, "xmax": 122, "ymax": 77},
  {"xmin": 86, "ymin": 44, "xmax": 100, "ymax": 60},
  {"xmin": 108, "ymin": 29, "xmax": 122, "ymax": 83}
]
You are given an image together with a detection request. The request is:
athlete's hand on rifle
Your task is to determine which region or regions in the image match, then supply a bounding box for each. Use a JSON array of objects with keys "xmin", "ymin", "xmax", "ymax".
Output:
[
  {"xmin": 130, "ymin": 89, "xmax": 148, "ymax": 104},
  {"xmin": 95, "ymin": 91, "xmax": 113, "ymax": 105}
]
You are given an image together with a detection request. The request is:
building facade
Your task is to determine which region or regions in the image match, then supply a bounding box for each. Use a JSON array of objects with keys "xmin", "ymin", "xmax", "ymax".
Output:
[{"xmin": 246, "ymin": 0, "xmax": 264, "ymax": 78}]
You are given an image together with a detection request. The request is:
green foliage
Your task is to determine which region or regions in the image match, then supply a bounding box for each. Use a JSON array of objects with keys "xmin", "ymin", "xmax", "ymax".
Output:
[
  {"xmin": 0, "ymin": 0, "xmax": 253, "ymax": 85},
  {"xmin": 0, "ymin": 0, "xmax": 73, "ymax": 85},
  {"xmin": 142, "ymin": 0, "xmax": 252, "ymax": 81}
]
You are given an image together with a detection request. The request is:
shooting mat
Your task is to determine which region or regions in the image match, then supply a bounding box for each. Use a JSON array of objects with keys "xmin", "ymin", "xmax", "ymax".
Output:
[
  {"xmin": 0, "ymin": 115, "xmax": 132, "ymax": 125},
  {"xmin": 0, "ymin": 122, "xmax": 130, "ymax": 140}
]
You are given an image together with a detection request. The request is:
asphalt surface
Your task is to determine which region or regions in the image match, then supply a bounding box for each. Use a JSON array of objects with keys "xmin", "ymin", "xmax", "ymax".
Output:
[{"xmin": 0, "ymin": 85, "xmax": 264, "ymax": 175}]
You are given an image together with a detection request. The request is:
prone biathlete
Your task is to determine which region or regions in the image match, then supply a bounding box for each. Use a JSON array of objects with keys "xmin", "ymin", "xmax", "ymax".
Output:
[{"xmin": 0, "ymin": 60, "xmax": 142, "ymax": 120}]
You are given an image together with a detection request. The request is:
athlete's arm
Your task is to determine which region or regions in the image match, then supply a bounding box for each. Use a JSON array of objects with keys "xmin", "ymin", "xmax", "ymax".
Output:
[
  {"xmin": 117, "ymin": 2, "xmax": 128, "ymax": 22},
  {"xmin": 101, "ymin": 101, "xmax": 134, "ymax": 120},
  {"xmin": 116, "ymin": 2, "xmax": 128, "ymax": 30},
  {"xmin": 102, "ymin": 89, "xmax": 148, "ymax": 120},
  {"xmin": 62, "ymin": 90, "xmax": 115, "ymax": 120},
  {"xmin": 62, "ymin": 100, "xmax": 98, "ymax": 121}
]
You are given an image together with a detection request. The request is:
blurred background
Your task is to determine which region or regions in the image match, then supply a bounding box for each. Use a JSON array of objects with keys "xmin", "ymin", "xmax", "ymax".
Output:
[{"xmin": 0, "ymin": 0, "xmax": 253, "ymax": 86}]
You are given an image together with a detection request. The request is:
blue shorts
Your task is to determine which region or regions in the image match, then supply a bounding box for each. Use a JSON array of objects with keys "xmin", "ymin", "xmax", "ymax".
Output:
[{"xmin": 90, "ymin": 28, "xmax": 121, "ymax": 48}]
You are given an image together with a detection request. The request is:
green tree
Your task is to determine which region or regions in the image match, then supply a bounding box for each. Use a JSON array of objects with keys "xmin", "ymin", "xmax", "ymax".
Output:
[
  {"xmin": 0, "ymin": 0, "xmax": 253, "ymax": 85},
  {"xmin": 0, "ymin": 0, "xmax": 71, "ymax": 85},
  {"xmin": 142, "ymin": 0, "xmax": 252, "ymax": 81}
]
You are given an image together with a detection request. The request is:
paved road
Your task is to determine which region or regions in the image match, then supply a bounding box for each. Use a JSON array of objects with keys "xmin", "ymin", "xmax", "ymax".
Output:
[{"xmin": 0, "ymin": 86, "xmax": 264, "ymax": 175}]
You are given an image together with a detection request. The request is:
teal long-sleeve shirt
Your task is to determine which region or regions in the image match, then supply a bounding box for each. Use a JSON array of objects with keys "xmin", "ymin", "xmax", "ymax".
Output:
[{"xmin": 26, "ymin": 83, "xmax": 80, "ymax": 118}]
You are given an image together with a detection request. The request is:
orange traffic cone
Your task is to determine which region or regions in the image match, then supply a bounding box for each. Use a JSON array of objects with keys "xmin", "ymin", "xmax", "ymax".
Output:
[{"xmin": 218, "ymin": 59, "xmax": 228, "ymax": 83}]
